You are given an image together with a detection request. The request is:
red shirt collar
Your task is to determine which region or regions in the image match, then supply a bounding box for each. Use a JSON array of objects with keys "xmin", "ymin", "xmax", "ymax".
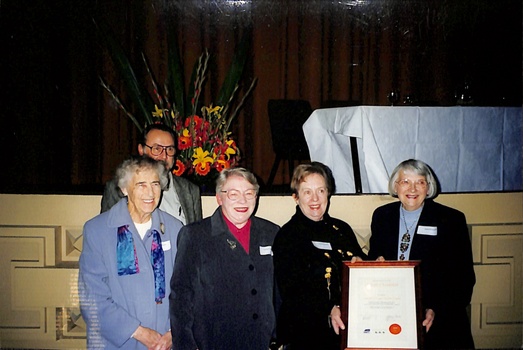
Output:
[{"xmin": 222, "ymin": 212, "xmax": 251, "ymax": 254}]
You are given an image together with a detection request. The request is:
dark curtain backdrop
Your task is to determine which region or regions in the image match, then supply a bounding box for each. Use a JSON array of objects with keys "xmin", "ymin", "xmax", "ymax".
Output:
[{"xmin": 1, "ymin": 0, "xmax": 521, "ymax": 193}]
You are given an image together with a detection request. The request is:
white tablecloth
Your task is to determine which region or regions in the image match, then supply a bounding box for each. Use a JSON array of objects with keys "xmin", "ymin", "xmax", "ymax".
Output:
[{"xmin": 303, "ymin": 106, "xmax": 522, "ymax": 194}]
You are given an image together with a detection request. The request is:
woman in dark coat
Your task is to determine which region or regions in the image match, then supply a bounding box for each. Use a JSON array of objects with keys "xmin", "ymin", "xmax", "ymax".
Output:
[
  {"xmin": 273, "ymin": 162, "xmax": 366, "ymax": 350},
  {"xmin": 169, "ymin": 167, "xmax": 280, "ymax": 350},
  {"xmin": 368, "ymin": 159, "xmax": 475, "ymax": 349}
]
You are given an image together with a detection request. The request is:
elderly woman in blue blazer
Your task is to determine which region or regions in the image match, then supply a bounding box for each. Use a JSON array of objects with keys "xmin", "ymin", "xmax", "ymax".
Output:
[
  {"xmin": 170, "ymin": 167, "xmax": 280, "ymax": 350},
  {"xmin": 79, "ymin": 156, "xmax": 182, "ymax": 350},
  {"xmin": 368, "ymin": 159, "xmax": 475, "ymax": 349}
]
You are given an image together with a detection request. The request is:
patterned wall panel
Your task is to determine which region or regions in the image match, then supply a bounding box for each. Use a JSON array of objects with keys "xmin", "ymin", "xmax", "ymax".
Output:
[
  {"xmin": 0, "ymin": 225, "xmax": 85, "ymax": 349},
  {"xmin": 470, "ymin": 224, "xmax": 523, "ymax": 349}
]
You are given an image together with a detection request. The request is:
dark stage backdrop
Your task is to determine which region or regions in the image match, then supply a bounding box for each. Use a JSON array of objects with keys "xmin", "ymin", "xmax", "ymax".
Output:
[{"xmin": 1, "ymin": 0, "xmax": 521, "ymax": 194}]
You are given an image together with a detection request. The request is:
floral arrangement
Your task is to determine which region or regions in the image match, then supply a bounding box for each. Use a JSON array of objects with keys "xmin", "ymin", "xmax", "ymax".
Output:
[
  {"xmin": 96, "ymin": 19, "xmax": 255, "ymax": 183},
  {"xmin": 171, "ymin": 105, "xmax": 239, "ymax": 177},
  {"xmin": 145, "ymin": 50, "xmax": 257, "ymax": 179}
]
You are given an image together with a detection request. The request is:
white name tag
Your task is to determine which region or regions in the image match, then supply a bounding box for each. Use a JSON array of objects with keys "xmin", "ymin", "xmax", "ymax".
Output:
[
  {"xmin": 312, "ymin": 241, "xmax": 332, "ymax": 250},
  {"xmin": 417, "ymin": 226, "xmax": 437, "ymax": 236},
  {"xmin": 259, "ymin": 246, "xmax": 272, "ymax": 256},
  {"xmin": 161, "ymin": 241, "xmax": 171, "ymax": 251}
]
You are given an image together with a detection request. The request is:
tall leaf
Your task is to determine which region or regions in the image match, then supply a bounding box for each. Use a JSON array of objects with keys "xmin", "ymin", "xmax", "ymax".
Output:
[
  {"xmin": 166, "ymin": 21, "xmax": 186, "ymax": 119},
  {"xmin": 94, "ymin": 18, "xmax": 154, "ymax": 128},
  {"xmin": 186, "ymin": 51, "xmax": 209, "ymax": 117},
  {"xmin": 215, "ymin": 28, "xmax": 252, "ymax": 108}
]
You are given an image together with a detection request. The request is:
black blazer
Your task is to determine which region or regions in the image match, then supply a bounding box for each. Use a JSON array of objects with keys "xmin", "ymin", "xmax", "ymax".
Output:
[
  {"xmin": 273, "ymin": 207, "xmax": 366, "ymax": 349},
  {"xmin": 170, "ymin": 208, "xmax": 279, "ymax": 350},
  {"xmin": 369, "ymin": 199, "xmax": 475, "ymax": 349}
]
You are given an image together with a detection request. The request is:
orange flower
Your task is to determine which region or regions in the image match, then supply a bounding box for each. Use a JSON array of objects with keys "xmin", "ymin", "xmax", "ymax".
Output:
[
  {"xmin": 215, "ymin": 157, "xmax": 230, "ymax": 172},
  {"xmin": 172, "ymin": 159, "xmax": 186, "ymax": 176},
  {"xmin": 195, "ymin": 161, "xmax": 212, "ymax": 176},
  {"xmin": 178, "ymin": 129, "xmax": 192, "ymax": 150}
]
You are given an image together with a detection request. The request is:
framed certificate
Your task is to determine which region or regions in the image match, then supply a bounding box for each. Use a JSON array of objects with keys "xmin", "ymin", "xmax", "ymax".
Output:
[{"xmin": 340, "ymin": 261, "xmax": 423, "ymax": 350}]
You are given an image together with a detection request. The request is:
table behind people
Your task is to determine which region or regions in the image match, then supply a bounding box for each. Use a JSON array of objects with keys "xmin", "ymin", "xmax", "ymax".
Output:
[
  {"xmin": 100, "ymin": 123, "xmax": 202, "ymax": 224},
  {"xmin": 170, "ymin": 167, "xmax": 280, "ymax": 350},
  {"xmin": 368, "ymin": 158, "xmax": 476, "ymax": 350},
  {"xmin": 272, "ymin": 162, "xmax": 366, "ymax": 350},
  {"xmin": 79, "ymin": 156, "xmax": 183, "ymax": 350},
  {"xmin": 303, "ymin": 106, "xmax": 522, "ymax": 193}
]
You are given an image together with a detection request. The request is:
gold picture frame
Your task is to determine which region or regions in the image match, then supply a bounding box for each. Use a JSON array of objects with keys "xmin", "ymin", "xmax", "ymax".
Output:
[{"xmin": 340, "ymin": 261, "xmax": 423, "ymax": 350}]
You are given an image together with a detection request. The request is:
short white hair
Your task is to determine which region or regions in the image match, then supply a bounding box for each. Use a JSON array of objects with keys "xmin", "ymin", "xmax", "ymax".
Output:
[
  {"xmin": 388, "ymin": 159, "xmax": 438, "ymax": 198},
  {"xmin": 116, "ymin": 156, "xmax": 169, "ymax": 192}
]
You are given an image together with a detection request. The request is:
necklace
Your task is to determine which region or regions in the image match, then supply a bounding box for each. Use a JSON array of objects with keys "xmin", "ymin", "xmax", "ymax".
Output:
[
  {"xmin": 400, "ymin": 206, "xmax": 418, "ymax": 235},
  {"xmin": 399, "ymin": 206, "xmax": 419, "ymax": 260}
]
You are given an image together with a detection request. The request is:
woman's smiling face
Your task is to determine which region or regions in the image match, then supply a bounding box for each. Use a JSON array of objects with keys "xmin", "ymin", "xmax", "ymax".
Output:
[
  {"xmin": 394, "ymin": 170, "xmax": 428, "ymax": 211},
  {"xmin": 216, "ymin": 175, "xmax": 257, "ymax": 228},
  {"xmin": 122, "ymin": 168, "xmax": 162, "ymax": 223},
  {"xmin": 294, "ymin": 173, "xmax": 329, "ymax": 221}
]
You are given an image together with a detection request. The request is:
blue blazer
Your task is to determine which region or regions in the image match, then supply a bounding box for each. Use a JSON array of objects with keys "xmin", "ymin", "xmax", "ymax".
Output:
[
  {"xmin": 369, "ymin": 199, "xmax": 475, "ymax": 349},
  {"xmin": 79, "ymin": 198, "xmax": 183, "ymax": 349}
]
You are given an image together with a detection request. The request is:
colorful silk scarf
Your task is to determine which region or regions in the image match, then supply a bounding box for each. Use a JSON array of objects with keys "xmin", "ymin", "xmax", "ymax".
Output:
[
  {"xmin": 117, "ymin": 225, "xmax": 139, "ymax": 275},
  {"xmin": 150, "ymin": 229, "xmax": 165, "ymax": 303},
  {"xmin": 117, "ymin": 225, "xmax": 165, "ymax": 303}
]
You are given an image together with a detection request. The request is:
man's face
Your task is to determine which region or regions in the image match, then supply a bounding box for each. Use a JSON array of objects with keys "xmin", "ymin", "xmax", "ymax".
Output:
[{"xmin": 138, "ymin": 129, "xmax": 176, "ymax": 170}]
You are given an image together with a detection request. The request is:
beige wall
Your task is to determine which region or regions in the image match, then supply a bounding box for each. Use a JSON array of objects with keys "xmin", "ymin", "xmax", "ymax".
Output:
[{"xmin": 0, "ymin": 193, "xmax": 521, "ymax": 349}]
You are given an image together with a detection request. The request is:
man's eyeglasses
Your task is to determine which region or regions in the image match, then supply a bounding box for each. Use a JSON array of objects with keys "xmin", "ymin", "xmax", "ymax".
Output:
[
  {"xmin": 220, "ymin": 189, "xmax": 257, "ymax": 201},
  {"xmin": 396, "ymin": 179, "xmax": 428, "ymax": 189},
  {"xmin": 145, "ymin": 144, "xmax": 176, "ymax": 157}
]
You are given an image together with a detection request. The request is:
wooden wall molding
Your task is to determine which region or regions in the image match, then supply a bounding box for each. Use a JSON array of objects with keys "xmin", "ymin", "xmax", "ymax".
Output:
[
  {"xmin": 470, "ymin": 224, "xmax": 523, "ymax": 349},
  {"xmin": 0, "ymin": 193, "xmax": 521, "ymax": 349}
]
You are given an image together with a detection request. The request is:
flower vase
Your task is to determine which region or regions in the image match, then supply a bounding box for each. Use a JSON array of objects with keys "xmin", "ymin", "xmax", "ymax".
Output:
[{"xmin": 185, "ymin": 170, "xmax": 219, "ymax": 194}]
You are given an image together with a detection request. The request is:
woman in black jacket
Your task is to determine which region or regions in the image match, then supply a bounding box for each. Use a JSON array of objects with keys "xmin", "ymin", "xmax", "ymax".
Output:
[
  {"xmin": 368, "ymin": 159, "xmax": 475, "ymax": 349},
  {"xmin": 273, "ymin": 162, "xmax": 366, "ymax": 350}
]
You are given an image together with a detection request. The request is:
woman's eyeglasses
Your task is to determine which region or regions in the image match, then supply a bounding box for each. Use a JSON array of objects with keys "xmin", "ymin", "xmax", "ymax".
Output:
[
  {"xmin": 220, "ymin": 189, "xmax": 257, "ymax": 201},
  {"xmin": 396, "ymin": 179, "xmax": 428, "ymax": 189}
]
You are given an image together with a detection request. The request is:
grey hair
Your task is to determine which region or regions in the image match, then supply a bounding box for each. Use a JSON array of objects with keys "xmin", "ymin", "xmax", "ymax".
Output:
[
  {"xmin": 116, "ymin": 156, "xmax": 169, "ymax": 192},
  {"xmin": 215, "ymin": 167, "xmax": 259, "ymax": 193},
  {"xmin": 388, "ymin": 159, "xmax": 438, "ymax": 198}
]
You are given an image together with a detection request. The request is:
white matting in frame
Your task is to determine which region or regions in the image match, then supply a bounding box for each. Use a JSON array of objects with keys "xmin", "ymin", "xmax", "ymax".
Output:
[{"xmin": 342, "ymin": 262, "xmax": 421, "ymax": 350}]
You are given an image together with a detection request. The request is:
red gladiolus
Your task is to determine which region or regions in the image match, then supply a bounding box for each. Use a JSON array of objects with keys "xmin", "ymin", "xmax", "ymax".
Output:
[{"xmin": 184, "ymin": 115, "xmax": 204, "ymax": 130}]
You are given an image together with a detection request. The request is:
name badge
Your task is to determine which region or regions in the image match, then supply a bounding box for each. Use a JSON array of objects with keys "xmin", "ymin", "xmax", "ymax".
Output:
[
  {"xmin": 259, "ymin": 246, "xmax": 272, "ymax": 256},
  {"xmin": 312, "ymin": 241, "xmax": 332, "ymax": 250},
  {"xmin": 417, "ymin": 226, "xmax": 437, "ymax": 236},
  {"xmin": 161, "ymin": 241, "xmax": 171, "ymax": 251}
]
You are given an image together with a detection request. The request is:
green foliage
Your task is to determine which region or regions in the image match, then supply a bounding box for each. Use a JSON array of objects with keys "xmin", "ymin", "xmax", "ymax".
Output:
[{"xmin": 95, "ymin": 17, "xmax": 254, "ymax": 133}]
